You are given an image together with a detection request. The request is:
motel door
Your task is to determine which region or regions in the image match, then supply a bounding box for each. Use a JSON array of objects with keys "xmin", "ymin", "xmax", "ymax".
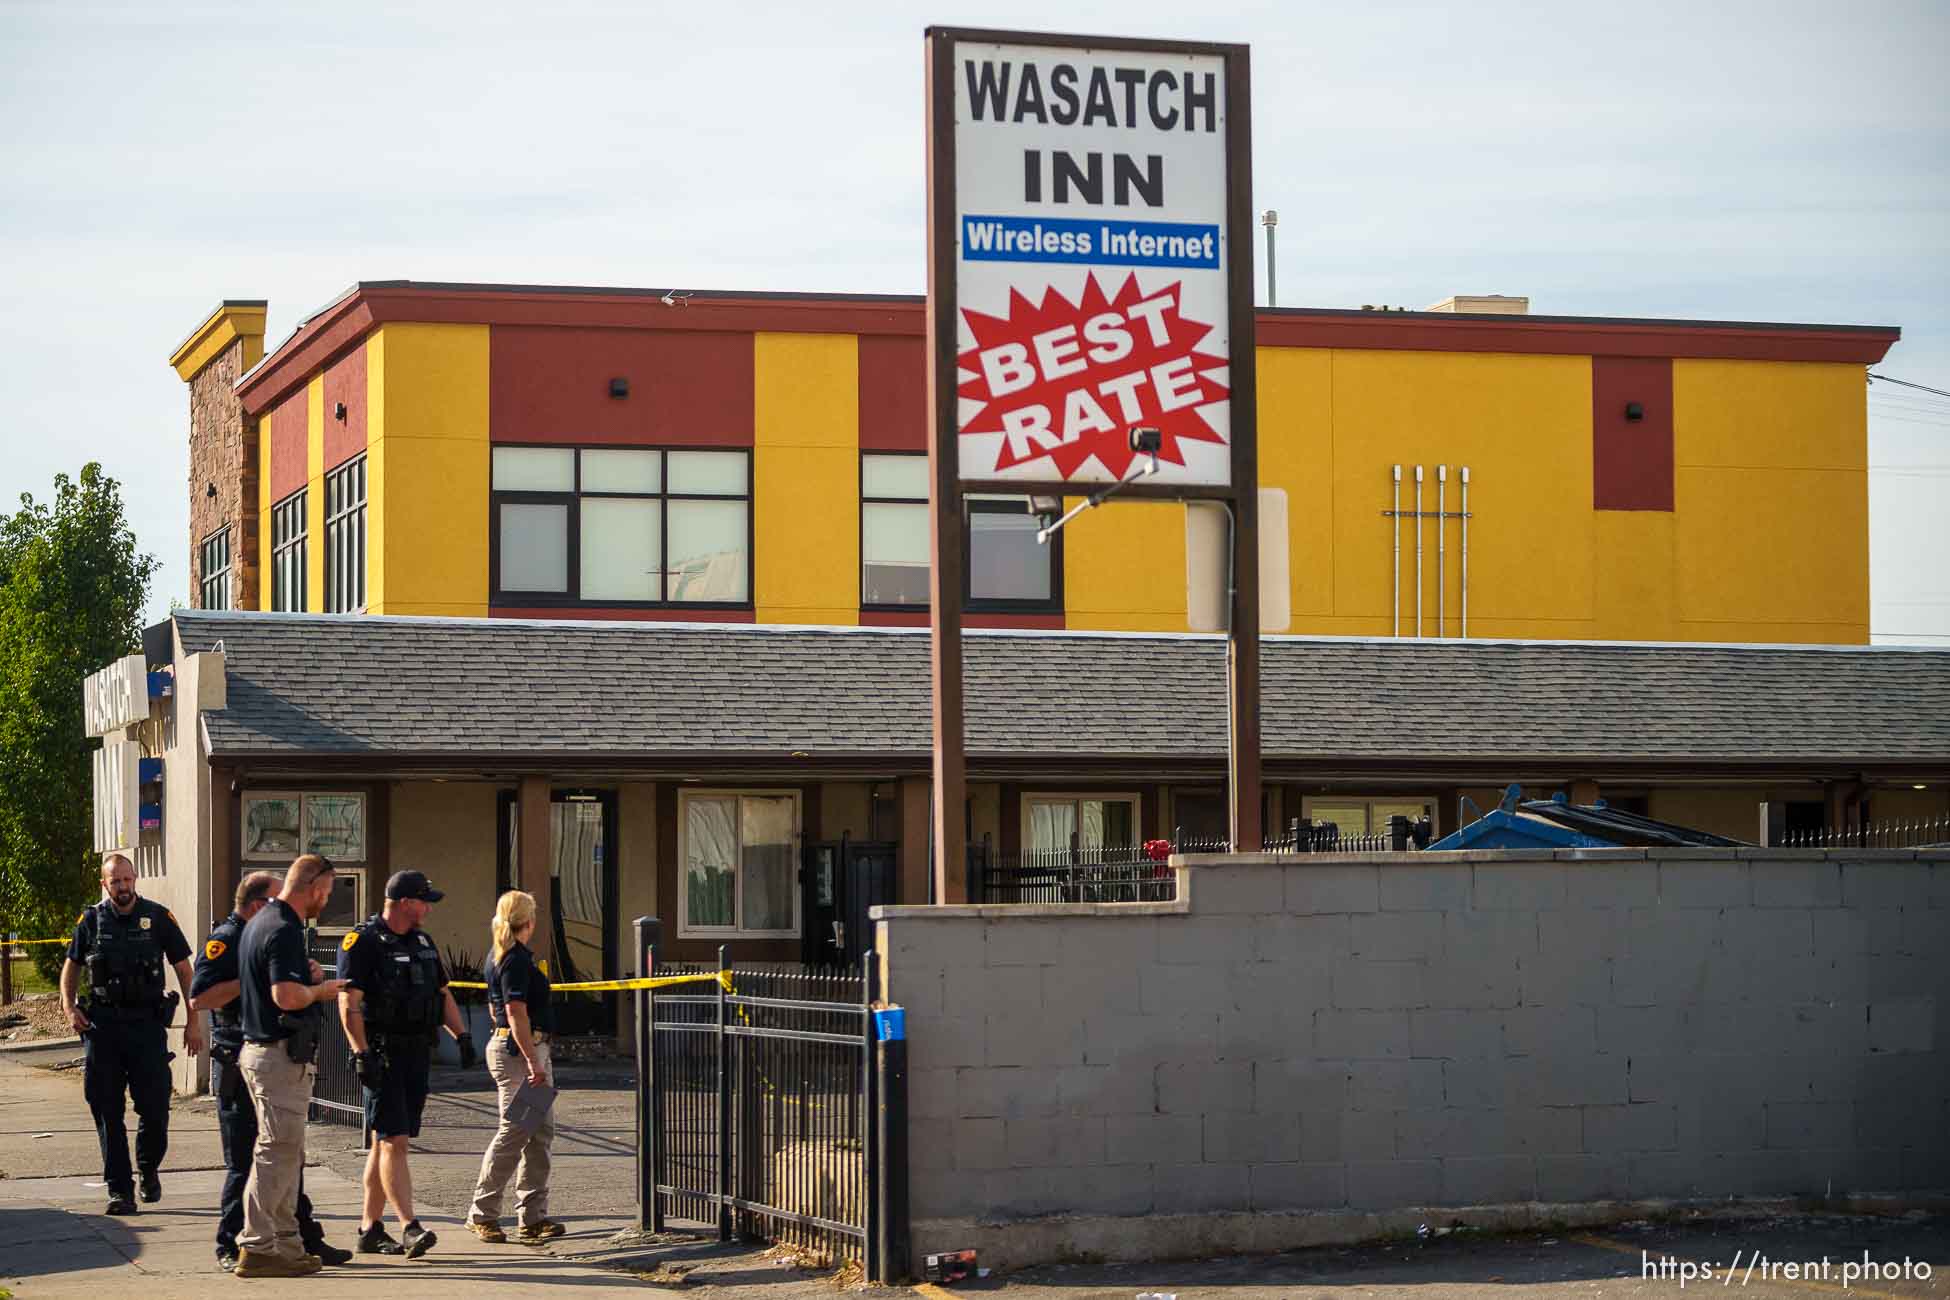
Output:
[
  {"xmin": 801, "ymin": 836, "xmax": 896, "ymax": 971},
  {"xmin": 497, "ymin": 789, "xmax": 619, "ymax": 1037}
]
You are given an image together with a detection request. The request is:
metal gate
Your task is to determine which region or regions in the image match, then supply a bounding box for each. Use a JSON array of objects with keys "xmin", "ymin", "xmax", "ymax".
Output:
[
  {"xmin": 637, "ymin": 943, "xmax": 886, "ymax": 1273},
  {"xmin": 307, "ymin": 931, "xmax": 362, "ymax": 1127}
]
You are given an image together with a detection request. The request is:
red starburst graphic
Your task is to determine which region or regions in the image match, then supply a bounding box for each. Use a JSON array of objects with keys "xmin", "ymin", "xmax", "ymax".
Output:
[{"xmin": 958, "ymin": 273, "xmax": 1229, "ymax": 480}]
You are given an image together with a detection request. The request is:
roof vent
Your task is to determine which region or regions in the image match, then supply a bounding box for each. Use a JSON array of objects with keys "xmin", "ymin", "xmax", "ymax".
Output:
[{"xmin": 1425, "ymin": 295, "xmax": 1529, "ymax": 315}]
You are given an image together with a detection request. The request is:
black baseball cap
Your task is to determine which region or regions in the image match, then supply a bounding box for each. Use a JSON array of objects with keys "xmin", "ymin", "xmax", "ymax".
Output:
[{"xmin": 385, "ymin": 870, "xmax": 445, "ymax": 903}]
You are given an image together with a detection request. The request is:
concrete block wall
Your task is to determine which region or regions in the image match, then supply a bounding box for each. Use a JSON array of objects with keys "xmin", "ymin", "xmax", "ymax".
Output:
[{"xmin": 875, "ymin": 849, "xmax": 1950, "ymax": 1266}]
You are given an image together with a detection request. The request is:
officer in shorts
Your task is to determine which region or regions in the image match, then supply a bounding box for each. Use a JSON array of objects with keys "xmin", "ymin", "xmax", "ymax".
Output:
[
  {"xmin": 339, "ymin": 870, "xmax": 473, "ymax": 1258},
  {"xmin": 59, "ymin": 853, "xmax": 205, "ymax": 1215},
  {"xmin": 190, "ymin": 869, "xmax": 349, "ymax": 1271}
]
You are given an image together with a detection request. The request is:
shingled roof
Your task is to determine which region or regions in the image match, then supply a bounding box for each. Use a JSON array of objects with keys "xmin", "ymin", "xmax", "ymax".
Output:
[{"xmin": 170, "ymin": 610, "xmax": 1950, "ymax": 770}]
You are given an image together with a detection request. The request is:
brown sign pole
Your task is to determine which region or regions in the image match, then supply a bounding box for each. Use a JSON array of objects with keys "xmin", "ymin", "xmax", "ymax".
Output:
[
  {"xmin": 925, "ymin": 29, "xmax": 968, "ymax": 902},
  {"xmin": 926, "ymin": 27, "xmax": 1261, "ymax": 869},
  {"xmin": 1224, "ymin": 46, "xmax": 1263, "ymax": 853}
]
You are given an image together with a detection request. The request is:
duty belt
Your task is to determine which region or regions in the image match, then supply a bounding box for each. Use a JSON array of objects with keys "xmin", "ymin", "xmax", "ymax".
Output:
[{"xmin": 493, "ymin": 1027, "xmax": 552, "ymax": 1044}]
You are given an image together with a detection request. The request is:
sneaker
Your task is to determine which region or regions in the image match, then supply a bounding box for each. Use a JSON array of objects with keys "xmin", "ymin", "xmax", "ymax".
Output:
[
  {"xmin": 467, "ymin": 1219, "xmax": 507, "ymax": 1244},
  {"xmin": 233, "ymin": 1249, "xmax": 322, "ymax": 1278},
  {"xmin": 402, "ymin": 1220, "xmax": 437, "ymax": 1259},
  {"xmin": 517, "ymin": 1219, "xmax": 566, "ymax": 1242},
  {"xmin": 105, "ymin": 1194, "xmax": 138, "ymax": 1216},
  {"xmin": 139, "ymin": 1170, "xmax": 162, "ymax": 1203},
  {"xmin": 308, "ymin": 1239, "xmax": 353, "ymax": 1266},
  {"xmin": 216, "ymin": 1252, "xmax": 239, "ymax": 1273},
  {"xmin": 357, "ymin": 1223, "xmax": 404, "ymax": 1255}
]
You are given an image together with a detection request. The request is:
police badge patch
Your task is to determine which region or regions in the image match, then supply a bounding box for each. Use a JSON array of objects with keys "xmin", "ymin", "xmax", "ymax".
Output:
[
  {"xmin": 140, "ymin": 917, "xmax": 152, "ymax": 930},
  {"xmin": 342, "ymin": 932, "xmax": 358, "ymax": 952},
  {"xmin": 206, "ymin": 939, "xmax": 227, "ymax": 960}
]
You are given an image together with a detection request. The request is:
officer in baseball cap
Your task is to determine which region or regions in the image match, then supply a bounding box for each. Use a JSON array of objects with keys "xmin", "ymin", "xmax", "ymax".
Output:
[{"xmin": 336, "ymin": 870, "xmax": 472, "ymax": 1258}]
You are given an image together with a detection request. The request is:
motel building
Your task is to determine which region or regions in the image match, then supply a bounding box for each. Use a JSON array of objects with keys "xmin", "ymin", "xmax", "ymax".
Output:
[{"xmin": 94, "ymin": 280, "xmax": 1949, "ymax": 1071}]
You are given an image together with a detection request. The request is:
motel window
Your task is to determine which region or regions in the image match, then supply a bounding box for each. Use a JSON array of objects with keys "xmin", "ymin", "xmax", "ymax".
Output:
[
  {"xmin": 199, "ymin": 526, "xmax": 231, "ymax": 610},
  {"xmin": 1024, "ymin": 793, "xmax": 1139, "ymax": 853},
  {"xmin": 1302, "ymin": 796, "xmax": 1437, "ymax": 840},
  {"xmin": 858, "ymin": 453, "xmax": 1060, "ymax": 612},
  {"xmin": 241, "ymin": 790, "xmax": 367, "ymax": 863},
  {"xmin": 679, "ymin": 790, "xmax": 799, "ymax": 938},
  {"xmin": 271, "ymin": 488, "xmax": 307, "ymax": 612},
  {"xmin": 493, "ymin": 447, "xmax": 750, "ymax": 607},
  {"xmin": 324, "ymin": 457, "xmax": 367, "ymax": 613}
]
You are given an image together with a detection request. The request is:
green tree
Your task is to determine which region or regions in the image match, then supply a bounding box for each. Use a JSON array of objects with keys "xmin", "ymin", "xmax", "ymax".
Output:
[{"xmin": 0, "ymin": 464, "xmax": 157, "ymax": 993}]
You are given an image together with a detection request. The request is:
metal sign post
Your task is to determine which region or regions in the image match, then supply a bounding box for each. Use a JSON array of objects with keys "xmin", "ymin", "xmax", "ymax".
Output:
[{"xmin": 926, "ymin": 26, "xmax": 1262, "ymax": 871}]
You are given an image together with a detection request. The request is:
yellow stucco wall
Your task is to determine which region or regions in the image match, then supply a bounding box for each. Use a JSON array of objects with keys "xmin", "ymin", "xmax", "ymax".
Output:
[
  {"xmin": 257, "ymin": 321, "xmax": 1872, "ymax": 646},
  {"xmin": 304, "ymin": 378, "xmax": 325, "ymax": 612},
  {"xmin": 366, "ymin": 324, "xmax": 491, "ymax": 617},
  {"xmin": 389, "ymin": 781, "xmax": 501, "ymax": 962},
  {"xmin": 1672, "ymin": 359, "xmax": 1869, "ymax": 643},
  {"xmin": 754, "ymin": 332, "xmax": 859, "ymax": 625}
]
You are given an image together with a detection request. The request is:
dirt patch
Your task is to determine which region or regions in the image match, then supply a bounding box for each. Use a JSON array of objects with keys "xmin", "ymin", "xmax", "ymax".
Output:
[{"xmin": 0, "ymin": 993, "xmax": 71, "ymax": 1043}]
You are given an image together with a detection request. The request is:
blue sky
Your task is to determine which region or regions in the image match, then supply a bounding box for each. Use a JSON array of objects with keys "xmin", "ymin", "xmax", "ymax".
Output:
[{"xmin": 2, "ymin": 0, "xmax": 1944, "ymax": 638}]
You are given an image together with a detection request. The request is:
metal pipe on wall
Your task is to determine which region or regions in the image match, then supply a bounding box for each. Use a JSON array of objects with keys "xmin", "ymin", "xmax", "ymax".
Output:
[
  {"xmin": 1391, "ymin": 465, "xmax": 1401, "ymax": 637},
  {"xmin": 1437, "ymin": 465, "xmax": 1447, "ymax": 638},
  {"xmin": 1461, "ymin": 466, "xmax": 1470, "ymax": 638},
  {"xmin": 1413, "ymin": 466, "xmax": 1424, "ymax": 638}
]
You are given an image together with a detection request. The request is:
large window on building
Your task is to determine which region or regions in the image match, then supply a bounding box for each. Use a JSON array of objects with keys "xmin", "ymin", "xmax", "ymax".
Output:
[
  {"xmin": 858, "ymin": 453, "xmax": 1061, "ymax": 612},
  {"xmin": 270, "ymin": 488, "xmax": 307, "ymax": 612},
  {"xmin": 324, "ymin": 457, "xmax": 367, "ymax": 613},
  {"xmin": 492, "ymin": 446, "xmax": 750, "ymax": 607},
  {"xmin": 861, "ymin": 453, "xmax": 930, "ymax": 606},
  {"xmin": 678, "ymin": 790, "xmax": 799, "ymax": 937},
  {"xmin": 199, "ymin": 526, "xmax": 231, "ymax": 610},
  {"xmin": 1302, "ymin": 796, "xmax": 1438, "ymax": 839},
  {"xmin": 1024, "ymin": 793, "xmax": 1139, "ymax": 853}
]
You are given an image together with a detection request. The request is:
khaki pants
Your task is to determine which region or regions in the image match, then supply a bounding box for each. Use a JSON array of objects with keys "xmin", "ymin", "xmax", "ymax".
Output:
[
  {"xmin": 468, "ymin": 1037, "xmax": 554, "ymax": 1227},
  {"xmin": 238, "ymin": 1042, "xmax": 315, "ymax": 1261}
]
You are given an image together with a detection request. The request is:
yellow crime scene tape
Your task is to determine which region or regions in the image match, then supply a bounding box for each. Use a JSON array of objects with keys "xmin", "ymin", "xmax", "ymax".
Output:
[{"xmin": 446, "ymin": 970, "xmax": 733, "ymax": 995}]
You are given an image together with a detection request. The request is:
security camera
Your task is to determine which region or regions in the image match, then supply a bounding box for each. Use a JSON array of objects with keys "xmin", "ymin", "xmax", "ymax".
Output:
[{"xmin": 1128, "ymin": 426, "xmax": 1162, "ymax": 455}]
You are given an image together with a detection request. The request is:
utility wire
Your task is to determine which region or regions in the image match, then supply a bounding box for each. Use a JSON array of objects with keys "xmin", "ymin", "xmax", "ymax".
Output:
[{"xmin": 1869, "ymin": 373, "xmax": 1950, "ymax": 400}]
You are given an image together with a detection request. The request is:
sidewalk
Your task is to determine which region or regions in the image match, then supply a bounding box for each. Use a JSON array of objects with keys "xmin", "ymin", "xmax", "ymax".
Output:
[{"xmin": 0, "ymin": 1041, "xmax": 837, "ymax": 1299}]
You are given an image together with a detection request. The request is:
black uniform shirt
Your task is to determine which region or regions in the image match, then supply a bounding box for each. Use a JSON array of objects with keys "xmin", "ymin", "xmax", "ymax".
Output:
[
  {"xmin": 65, "ymin": 897, "xmax": 191, "ymax": 966},
  {"xmin": 239, "ymin": 897, "xmax": 313, "ymax": 1043},
  {"xmin": 191, "ymin": 912, "xmax": 248, "ymax": 1044},
  {"xmin": 485, "ymin": 940, "xmax": 555, "ymax": 1034},
  {"xmin": 341, "ymin": 915, "xmax": 449, "ymax": 1032}
]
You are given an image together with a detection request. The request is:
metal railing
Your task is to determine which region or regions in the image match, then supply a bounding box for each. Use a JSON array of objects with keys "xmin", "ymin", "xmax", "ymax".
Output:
[
  {"xmin": 306, "ymin": 934, "xmax": 362, "ymax": 1128},
  {"xmin": 1771, "ymin": 817, "xmax": 1950, "ymax": 850},
  {"xmin": 967, "ymin": 839, "xmax": 1178, "ymax": 904},
  {"xmin": 640, "ymin": 947, "xmax": 878, "ymax": 1270},
  {"xmin": 965, "ymin": 819, "xmax": 1429, "ymax": 903}
]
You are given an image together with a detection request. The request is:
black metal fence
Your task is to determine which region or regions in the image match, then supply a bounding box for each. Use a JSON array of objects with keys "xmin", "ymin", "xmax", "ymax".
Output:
[
  {"xmin": 965, "ymin": 818, "xmax": 1429, "ymax": 904},
  {"xmin": 637, "ymin": 937, "xmax": 891, "ymax": 1276},
  {"xmin": 1770, "ymin": 816, "xmax": 1950, "ymax": 850},
  {"xmin": 307, "ymin": 932, "xmax": 362, "ymax": 1128}
]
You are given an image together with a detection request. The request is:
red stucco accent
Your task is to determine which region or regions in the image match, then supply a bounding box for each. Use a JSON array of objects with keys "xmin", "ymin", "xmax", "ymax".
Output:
[
  {"xmin": 321, "ymin": 344, "xmax": 367, "ymax": 470},
  {"xmin": 490, "ymin": 327, "xmax": 754, "ymax": 446},
  {"xmin": 1593, "ymin": 356, "xmax": 1674, "ymax": 511},
  {"xmin": 858, "ymin": 335, "xmax": 927, "ymax": 451}
]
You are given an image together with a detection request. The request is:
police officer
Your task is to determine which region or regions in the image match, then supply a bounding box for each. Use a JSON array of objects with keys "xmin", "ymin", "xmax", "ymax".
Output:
[
  {"xmin": 339, "ymin": 870, "xmax": 474, "ymax": 1259},
  {"xmin": 234, "ymin": 852, "xmax": 344, "ymax": 1280},
  {"xmin": 190, "ymin": 870, "xmax": 350, "ymax": 1271},
  {"xmin": 58, "ymin": 853, "xmax": 204, "ymax": 1216}
]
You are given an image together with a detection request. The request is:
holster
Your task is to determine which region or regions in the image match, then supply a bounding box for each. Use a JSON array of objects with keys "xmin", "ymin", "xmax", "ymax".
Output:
[
  {"xmin": 216, "ymin": 1054, "xmax": 244, "ymax": 1103},
  {"xmin": 280, "ymin": 1009, "xmax": 322, "ymax": 1066}
]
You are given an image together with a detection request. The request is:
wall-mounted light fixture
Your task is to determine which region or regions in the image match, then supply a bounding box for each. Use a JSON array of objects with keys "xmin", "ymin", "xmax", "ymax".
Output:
[
  {"xmin": 333, "ymin": 402, "xmax": 347, "ymax": 422},
  {"xmin": 609, "ymin": 377, "xmax": 630, "ymax": 399},
  {"xmin": 1624, "ymin": 402, "xmax": 1645, "ymax": 422},
  {"xmin": 205, "ymin": 482, "xmax": 217, "ymax": 499}
]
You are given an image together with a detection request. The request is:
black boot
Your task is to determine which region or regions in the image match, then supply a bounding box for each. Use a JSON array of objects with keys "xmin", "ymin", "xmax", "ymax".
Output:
[
  {"xmin": 138, "ymin": 1169, "xmax": 161, "ymax": 1203},
  {"xmin": 105, "ymin": 1193, "xmax": 138, "ymax": 1216}
]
